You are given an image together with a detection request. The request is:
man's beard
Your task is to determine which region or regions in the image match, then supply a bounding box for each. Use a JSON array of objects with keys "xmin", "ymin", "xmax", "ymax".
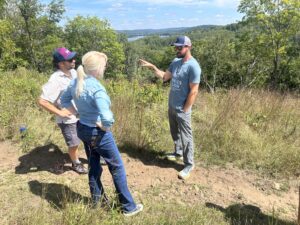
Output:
[{"xmin": 176, "ymin": 52, "xmax": 186, "ymax": 58}]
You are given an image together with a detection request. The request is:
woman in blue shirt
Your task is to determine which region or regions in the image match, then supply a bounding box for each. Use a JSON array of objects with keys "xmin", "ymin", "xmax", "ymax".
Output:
[{"xmin": 60, "ymin": 51, "xmax": 143, "ymax": 216}]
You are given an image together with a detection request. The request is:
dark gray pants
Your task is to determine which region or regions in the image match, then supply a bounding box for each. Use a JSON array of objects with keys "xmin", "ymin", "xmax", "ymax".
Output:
[{"xmin": 168, "ymin": 107, "xmax": 194, "ymax": 166}]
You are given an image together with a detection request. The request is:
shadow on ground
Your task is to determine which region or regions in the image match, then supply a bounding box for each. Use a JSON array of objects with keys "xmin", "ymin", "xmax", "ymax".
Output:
[
  {"xmin": 206, "ymin": 202, "xmax": 296, "ymax": 225},
  {"xmin": 119, "ymin": 141, "xmax": 183, "ymax": 171},
  {"xmin": 28, "ymin": 180, "xmax": 90, "ymax": 210},
  {"xmin": 15, "ymin": 143, "xmax": 87, "ymax": 175}
]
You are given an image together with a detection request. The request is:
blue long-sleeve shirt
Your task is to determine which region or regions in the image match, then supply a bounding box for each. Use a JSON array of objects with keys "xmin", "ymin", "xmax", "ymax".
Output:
[{"xmin": 60, "ymin": 76, "xmax": 114, "ymax": 128}]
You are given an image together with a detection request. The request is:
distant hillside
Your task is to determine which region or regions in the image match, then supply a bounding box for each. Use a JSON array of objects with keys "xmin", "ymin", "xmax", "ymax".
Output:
[{"xmin": 117, "ymin": 25, "xmax": 222, "ymax": 37}]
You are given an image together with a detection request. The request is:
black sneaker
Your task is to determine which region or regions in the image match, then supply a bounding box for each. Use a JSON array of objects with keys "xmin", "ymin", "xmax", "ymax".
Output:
[{"xmin": 71, "ymin": 162, "xmax": 88, "ymax": 174}]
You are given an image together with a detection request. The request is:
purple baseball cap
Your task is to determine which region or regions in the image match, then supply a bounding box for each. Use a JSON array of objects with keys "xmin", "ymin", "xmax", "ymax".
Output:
[
  {"xmin": 171, "ymin": 36, "xmax": 192, "ymax": 47},
  {"xmin": 53, "ymin": 47, "xmax": 77, "ymax": 62}
]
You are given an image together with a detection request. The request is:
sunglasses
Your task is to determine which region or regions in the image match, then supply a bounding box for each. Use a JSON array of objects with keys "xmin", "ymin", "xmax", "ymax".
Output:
[
  {"xmin": 67, "ymin": 58, "xmax": 75, "ymax": 62},
  {"xmin": 175, "ymin": 46, "xmax": 188, "ymax": 51}
]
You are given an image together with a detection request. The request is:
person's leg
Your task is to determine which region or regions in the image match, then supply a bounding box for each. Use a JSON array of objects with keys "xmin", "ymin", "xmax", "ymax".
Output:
[
  {"xmin": 68, "ymin": 145, "xmax": 79, "ymax": 161},
  {"xmin": 98, "ymin": 131, "xmax": 137, "ymax": 213},
  {"xmin": 76, "ymin": 123, "xmax": 106, "ymax": 206},
  {"xmin": 77, "ymin": 122, "xmax": 141, "ymax": 214},
  {"xmin": 167, "ymin": 108, "xmax": 183, "ymax": 160},
  {"xmin": 176, "ymin": 110, "xmax": 195, "ymax": 179},
  {"xmin": 83, "ymin": 139, "xmax": 106, "ymax": 165},
  {"xmin": 177, "ymin": 111, "xmax": 194, "ymax": 166},
  {"xmin": 83, "ymin": 142, "xmax": 91, "ymax": 160},
  {"xmin": 87, "ymin": 144, "xmax": 105, "ymax": 205},
  {"xmin": 57, "ymin": 123, "xmax": 87, "ymax": 174}
]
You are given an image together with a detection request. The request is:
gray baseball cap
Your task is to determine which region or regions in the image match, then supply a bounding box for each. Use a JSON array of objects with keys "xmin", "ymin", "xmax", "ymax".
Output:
[{"xmin": 171, "ymin": 36, "xmax": 192, "ymax": 46}]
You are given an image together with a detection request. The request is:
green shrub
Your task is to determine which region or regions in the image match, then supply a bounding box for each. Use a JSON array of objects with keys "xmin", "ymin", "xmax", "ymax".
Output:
[{"xmin": 0, "ymin": 68, "xmax": 64, "ymax": 151}]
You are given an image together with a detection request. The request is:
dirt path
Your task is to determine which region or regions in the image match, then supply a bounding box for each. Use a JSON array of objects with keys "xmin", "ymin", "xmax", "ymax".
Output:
[{"xmin": 0, "ymin": 141, "xmax": 299, "ymax": 221}]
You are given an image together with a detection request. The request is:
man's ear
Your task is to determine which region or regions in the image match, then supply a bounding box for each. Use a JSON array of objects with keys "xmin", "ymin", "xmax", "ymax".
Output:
[{"xmin": 58, "ymin": 61, "xmax": 64, "ymax": 68}]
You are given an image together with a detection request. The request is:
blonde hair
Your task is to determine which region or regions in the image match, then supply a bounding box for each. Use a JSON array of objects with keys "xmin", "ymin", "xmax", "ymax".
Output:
[{"xmin": 76, "ymin": 51, "xmax": 107, "ymax": 98}]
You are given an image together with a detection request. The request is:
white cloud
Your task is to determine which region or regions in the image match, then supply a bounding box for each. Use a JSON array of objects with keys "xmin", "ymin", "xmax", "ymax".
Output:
[
  {"xmin": 107, "ymin": 2, "xmax": 133, "ymax": 12},
  {"xmin": 213, "ymin": 0, "xmax": 241, "ymax": 7},
  {"xmin": 215, "ymin": 14, "xmax": 224, "ymax": 18},
  {"xmin": 112, "ymin": 3, "xmax": 123, "ymax": 8},
  {"xmin": 146, "ymin": 7, "xmax": 157, "ymax": 11},
  {"xmin": 55, "ymin": 0, "xmax": 243, "ymax": 30},
  {"xmin": 106, "ymin": 0, "xmax": 239, "ymax": 7},
  {"xmin": 132, "ymin": 0, "xmax": 206, "ymax": 4},
  {"xmin": 95, "ymin": 0, "xmax": 210, "ymax": 6}
]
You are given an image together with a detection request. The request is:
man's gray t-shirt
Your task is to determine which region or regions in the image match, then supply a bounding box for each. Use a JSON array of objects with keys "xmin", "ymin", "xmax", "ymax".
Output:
[{"xmin": 168, "ymin": 57, "xmax": 201, "ymax": 110}]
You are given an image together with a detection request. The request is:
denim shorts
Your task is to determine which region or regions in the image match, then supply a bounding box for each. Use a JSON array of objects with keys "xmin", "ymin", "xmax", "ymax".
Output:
[{"xmin": 57, "ymin": 123, "xmax": 81, "ymax": 147}]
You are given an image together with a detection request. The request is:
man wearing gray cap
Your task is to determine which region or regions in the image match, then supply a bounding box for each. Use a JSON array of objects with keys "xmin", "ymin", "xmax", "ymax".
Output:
[
  {"xmin": 139, "ymin": 36, "xmax": 201, "ymax": 180},
  {"xmin": 38, "ymin": 47, "xmax": 88, "ymax": 174}
]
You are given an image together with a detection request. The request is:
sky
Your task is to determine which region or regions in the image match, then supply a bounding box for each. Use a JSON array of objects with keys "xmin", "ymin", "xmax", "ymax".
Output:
[{"xmin": 42, "ymin": 0, "xmax": 243, "ymax": 30}]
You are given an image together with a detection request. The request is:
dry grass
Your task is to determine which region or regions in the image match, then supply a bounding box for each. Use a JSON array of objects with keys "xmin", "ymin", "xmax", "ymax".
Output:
[
  {"xmin": 194, "ymin": 89, "xmax": 300, "ymax": 176},
  {"xmin": 0, "ymin": 69, "xmax": 299, "ymax": 177}
]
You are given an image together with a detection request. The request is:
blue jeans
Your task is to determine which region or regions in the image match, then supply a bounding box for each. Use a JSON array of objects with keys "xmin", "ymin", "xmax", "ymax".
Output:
[{"xmin": 76, "ymin": 121, "xmax": 136, "ymax": 212}]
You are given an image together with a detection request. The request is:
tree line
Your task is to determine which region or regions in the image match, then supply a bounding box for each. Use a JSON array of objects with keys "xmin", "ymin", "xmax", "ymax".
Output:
[{"xmin": 0, "ymin": 0, "xmax": 299, "ymax": 91}]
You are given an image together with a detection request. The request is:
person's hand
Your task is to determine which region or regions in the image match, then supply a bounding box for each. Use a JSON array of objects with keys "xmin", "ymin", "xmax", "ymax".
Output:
[
  {"xmin": 66, "ymin": 106, "xmax": 78, "ymax": 116},
  {"xmin": 139, "ymin": 59, "xmax": 155, "ymax": 70},
  {"xmin": 58, "ymin": 108, "xmax": 73, "ymax": 118},
  {"xmin": 96, "ymin": 122, "xmax": 110, "ymax": 131},
  {"xmin": 183, "ymin": 106, "xmax": 191, "ymax": 113}
]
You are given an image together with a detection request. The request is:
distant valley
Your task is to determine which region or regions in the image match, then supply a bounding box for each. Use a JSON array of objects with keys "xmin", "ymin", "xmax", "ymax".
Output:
[{"xmin": 117, "ymin": 25, "xmax": 222, "ymax": 38}]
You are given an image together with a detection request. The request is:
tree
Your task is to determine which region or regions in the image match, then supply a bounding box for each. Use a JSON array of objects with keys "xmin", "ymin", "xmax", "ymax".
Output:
[
  {"xmin": 17, "ymin": 0, "xmax": 42, "ymax": 69},
  {"xmin": 0, "ymin": 0, "xmax": 6, "ymax": 18},
  {"xmin": 238, "ymin": 0, "xmax": 300, "ymax": 88},
  {"xmin": 234, "ymin": 23, "xmax": 272, "ymax": 88},
  {"xmin": 64, "ymin": 16, "xmax": 126, "ymax": 78},
  {"xmin": 0, "ymin": 19, "xmax": 26, "ymax": 70},
  {"xmin": 18, "ymin": 0, "xmax": 65, "ymax": 71},
  {"xmin": 192, "ymin": 29, "xmax": 239, "ymax": 92},
  {"xmin": 2, "ymin": 0, "xmax": 65, "ymax": 72},
  {"xmin": 124, "ymin": 35, "xmax": 174, "ymax": 81}
]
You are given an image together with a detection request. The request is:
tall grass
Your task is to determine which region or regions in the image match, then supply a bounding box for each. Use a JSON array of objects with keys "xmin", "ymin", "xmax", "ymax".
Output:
[
  {"xmin": 0, "ymin": 69, "xmax": 299, "ymax": 176},
  {"xmin": 195, "ymin": 89, "xmax": 300, "ymax": 176}
]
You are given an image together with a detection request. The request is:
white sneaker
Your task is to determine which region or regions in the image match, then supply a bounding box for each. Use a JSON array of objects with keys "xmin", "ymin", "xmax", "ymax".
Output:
[
  {"xmin": 178, "ymin": 165, "xmax": 194, "ymax": 180},
  {"xmin": 123, "ymin": 204, "xmax": 143, "ymax": 217}
]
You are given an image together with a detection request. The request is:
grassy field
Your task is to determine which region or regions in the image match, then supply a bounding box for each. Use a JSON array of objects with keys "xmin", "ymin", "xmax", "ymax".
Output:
[
  {"xmin": 1, "ymin": 69, "xmax": 299, "ymax": 176},
  {"xmin": 0, "ymin": 69, "xmax": 299, "ymax": 224}
]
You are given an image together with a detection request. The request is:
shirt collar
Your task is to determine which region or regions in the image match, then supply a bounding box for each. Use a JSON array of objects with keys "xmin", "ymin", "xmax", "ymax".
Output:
[{"xmin": 57, "ymin": 69, "xmax": 75, "ymax": 78}]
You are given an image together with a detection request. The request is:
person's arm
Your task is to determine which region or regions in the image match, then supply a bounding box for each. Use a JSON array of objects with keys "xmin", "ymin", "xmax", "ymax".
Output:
[
  {"xmin": 38, "ymin": 79, "xmax": 72, "ymax": 118},
  {"xmin": 139, "ymin": 59, "xmax": 172, "ymax": 82},
  {"xmin": 60, "ymin": 84, "xmax": 78, "ymax": 116},
  {"xmin": 94, "ymin": 90, "xmax": 114, "ymax": 131},
  {"xmin": 38, "ymin": 98, "xmax": 72, "ymax": 118},
  {"xmin": 183, "ymin": 83, "xmax": 199, "ymax": 112},
  {"xmin": 183, "ymin": 61, "xmax": 201, "ymax": 112}
]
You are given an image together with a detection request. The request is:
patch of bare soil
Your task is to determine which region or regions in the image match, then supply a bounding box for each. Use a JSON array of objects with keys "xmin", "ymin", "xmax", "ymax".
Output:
[
  {"xmin": 114, "ymin": 155, "xmax": 299, "ymax": 221},
  {"xmin": 0, "ymin": 141, "xmax": 299, "ymax": 222},
  {"xmin": 0, "ymin": 141, "xmax": 20, "ymax": 171}
]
